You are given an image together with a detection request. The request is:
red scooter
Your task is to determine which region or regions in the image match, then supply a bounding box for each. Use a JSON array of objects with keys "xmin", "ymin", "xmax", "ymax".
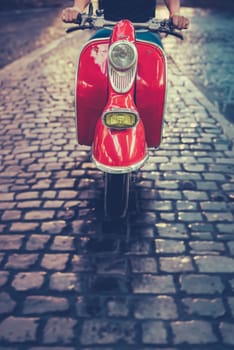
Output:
[{"xmin": 67, "ymin": 9, "xmax": 183, "ymax": 218}]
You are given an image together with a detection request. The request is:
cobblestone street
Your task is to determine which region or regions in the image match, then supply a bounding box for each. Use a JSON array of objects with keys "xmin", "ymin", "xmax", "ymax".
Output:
[
  {"xmin": 0, "ymin": 6, "xmax": 234, "ymax": 350},
  {"xmin": 161, "ymin": 6, "xmax": 234, "ymax": 124}
]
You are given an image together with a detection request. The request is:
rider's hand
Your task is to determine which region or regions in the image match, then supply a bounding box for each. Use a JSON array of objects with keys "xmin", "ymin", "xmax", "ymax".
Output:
[
  {"xmin": 170, "ymin": 13, "xmax": 189, "ymax": 30},
  {"xmin": 61, "ymin": 7, "xmax": 81, "ymax": 23}
]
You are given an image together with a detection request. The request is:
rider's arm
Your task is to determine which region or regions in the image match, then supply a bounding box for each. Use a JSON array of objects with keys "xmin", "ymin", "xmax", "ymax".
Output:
[
  {"xmin": 164, "ymin": 0, "xmax": 189, "ymax": 29},
  {"xmin": 61, "ymin": 0, "xmax": 91, "ymax": 22}
]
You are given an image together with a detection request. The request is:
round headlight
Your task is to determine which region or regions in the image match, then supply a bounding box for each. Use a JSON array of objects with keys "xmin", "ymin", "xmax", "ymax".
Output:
[{"xmin": 109, "ymin": 41, "xmax": 137, "ymax": 71}]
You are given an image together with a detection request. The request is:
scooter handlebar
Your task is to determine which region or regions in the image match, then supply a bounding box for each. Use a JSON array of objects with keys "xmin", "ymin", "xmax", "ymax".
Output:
[{"xmin": 66, "ymin": 15, "xmax": 184, "ymax": 40}]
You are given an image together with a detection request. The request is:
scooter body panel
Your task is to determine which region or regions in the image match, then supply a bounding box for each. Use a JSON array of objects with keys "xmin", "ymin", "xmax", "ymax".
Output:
[
  {"xmin": 75, "ymin": 20, "xmax": 166, "ymax": 151},
  {"xmin": 136, "ymin": 40, "xmax": 166, "ymax": 147},
  {"xmin": 75, "ymin": 38, "xmax": 109, "ymax": 145},
  {"xmin": 92, "ymin": 117, "xmax": 147, "ymax": 171}
]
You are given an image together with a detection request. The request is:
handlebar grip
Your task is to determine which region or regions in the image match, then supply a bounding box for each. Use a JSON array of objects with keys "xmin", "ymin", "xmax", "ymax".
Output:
[{"xmin": 75, "ymin": 13, "xmax": 82, "ymax": 25}]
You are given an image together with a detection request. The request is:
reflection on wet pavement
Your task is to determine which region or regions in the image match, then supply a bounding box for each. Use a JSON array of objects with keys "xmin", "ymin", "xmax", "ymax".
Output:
[{"xmin": 160, "ymin": 6, "xmax": 234, "ymax": 123}]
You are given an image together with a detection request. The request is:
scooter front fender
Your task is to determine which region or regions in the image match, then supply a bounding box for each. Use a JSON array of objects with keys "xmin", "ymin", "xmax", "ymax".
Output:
[{"xmin": 92, "ymin": 118, "xmax": 148, "ymax": 174}]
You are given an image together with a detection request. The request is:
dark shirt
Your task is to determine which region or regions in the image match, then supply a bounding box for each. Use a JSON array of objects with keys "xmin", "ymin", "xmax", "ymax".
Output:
[{"xmin": 102, "ymin": 0, "xmax": 156, "ymax": 22}]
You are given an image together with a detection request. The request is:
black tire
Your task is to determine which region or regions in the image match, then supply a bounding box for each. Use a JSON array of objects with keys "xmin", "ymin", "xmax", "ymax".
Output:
[{"xmin": 104, "ymin": 173, "xmax": 130, "ymax": 219}]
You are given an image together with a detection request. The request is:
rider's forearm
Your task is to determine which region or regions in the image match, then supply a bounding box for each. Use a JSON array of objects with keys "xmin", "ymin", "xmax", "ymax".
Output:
[
  {"xmin": 73, "ymin": 0, "xmax": 91, "ymax": 12},
  {"xmin": 164, "ymin": 0, "xmax": 181, "ymax": 16}
]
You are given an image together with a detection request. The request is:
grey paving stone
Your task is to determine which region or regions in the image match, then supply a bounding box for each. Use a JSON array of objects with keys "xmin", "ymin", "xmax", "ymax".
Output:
[
  {"xmin": 180, "ymin": 274, "xmax": 225, "ymax": 294},
  {"xmin": 54, "ymin": 178, "xmax": 76, "ymax": 188},
  {"xmin": 159, "ymin": 256, "xmax": 194, "ymax": 273},
  {"xmin": 189, "ymin": 222, "xmax": 215, "ymax": 233},
  {"xmin": 5, "ymin": 253, "xmax": 38, "ymax": 269},
  {"xmin": 17, "ymin": 200, "xmax": 42, "ymax": 208},
  {"xmin": 49, "ymin": 272, "xmax": 81, "ymax": 292},
  {"xmin": 0, "ymin": 316, "xmax": 39, "ymax": 343},
  {"xmin": 178, "ymin": 211, "xmax": 203, "ymax": 222},
  {"xmin": 200, "ymin": 201, "xmax": 230, "ymax": 211},
  {"xmin": 129, "ymin": 257, "xmax": 157, "ymax": 273},
  {"xmin": 0, "ymin": 193, "xmax": 14, "ymax": 201},
  {"xmin": 217, "ymin": 223, "xmax": 234, "ymax": 234},
  {"xmin": 58, "ymin": 190, "xmax": 79, "ymax": 199},
  {"xmin": 1, "ymin": 210, "xmax": 22, "ymax": 221},
  {"xmin": 12, "ymin": 272, "xmax": 46, "ymax": 291},
  {"xmin": 80, "ymin": 320, "xmax": 137, "ymax": 345},
  {"xmin": 43, "ymin": 317, "xmax": 77, "ymax": 344},
  {"xmin": 227, "ymin": 297, "xmax": 234, "ymax": 317},
  {"xmin": 158, "ymin": 190, "xmax": 182, "ymax": 200},
  {"xmin": 176, "ymin": 201, "xmax": 198, "ymax": 211},
  {"xmin": 43, "ymin": 200, "xmax": 64, "ymax": 208},
  {"xmin": 189, "ymin": 241, "xmax": 225, "ymax": 253},
  {"xmin": 142, "ymin": 321, "xmax": 168, "ymax": 344},
  {"xmin": 50, "ymin": 236, "xmax": 75, "ymax": 251},
  {"xmin": 155, "ymin": 223, "xmax": 189, "ymax": 239},
  {"xmin": 106, "ymin": 297, "xmax": 129, "ymax": 317},
  {"xmin": 0, "ymin": 235, "xmax": 24, "ymax": 250},
  {"xmin": 0, "ymin": 271, "xmax": 9, "ymax": 287},
  {"xmin": 141, "ymin": 200, "xmax": 172, "ymax": 211},
  {"xmin": 23, "ymin": 295, "xmax": 69, "ymax": 314},
  {"xmin": 227, "ymin": 242, "xmax": 234, "ymax": 255},
  {"xmin": 0, "ymin": 292, "xmax": 16, "ymax": 314},
  {"xmin": 155, "ymin": 239, "xmax": 186, "ymax": 254},
  {"xmin": 194, "ymin": 255, "xmax": 234, "ymax": 273},
  {"xmin": 171, "ymin": 320, "xmax": 217, "ymax": 344},
  {"xmin": 134, "ymin": 296, "xmax": 178, "ymax": 319},
  {"xmin": 10, "ymin": 222, "xmax": 39, "ymax": 232},
  {"xmin": 41, "ymin": 221, "xmax": 66, "ymax": 234},
  {"xmin": 15, "ymin": 192, "xmax": 39, "ymax": 200},
  {"xmin": 182, "ymin": 298, "xmax": 225, "ymax": 318},
  {"xmin": 24, "ymin": 210, "xmax": 55, "ymax": 220},
  {"xmin": 203, "ymin": 212, "xmax": 234, "ymax": 222},
  {"xmin": 219, "ymin": 322, "xmax": 234, "ymax": 345},
  {"xmin": 132, "ymin": 275, "xmax": 176, "ymax": 294},
  {"xmin": 41, "ymin": 191, "xmax": 57, "ymax": 199},
  {"xmin": 41, "ymin": 254, "xmax": 69, "ymax": 271},
  {"xmin": 159, "ymin": 212, "xmax": 176, "ymax": 221},
  {"xmin": 183, "ymin": 190, "xmax": 209, "ymax": 201},
  {"xmin": 26, "ymin": 234, "xmax": 50, "ymax": 251}
]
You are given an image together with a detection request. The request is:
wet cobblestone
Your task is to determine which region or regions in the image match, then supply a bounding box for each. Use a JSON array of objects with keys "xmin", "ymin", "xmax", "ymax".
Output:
[
  {"xmin": 160, "ymin": 6, "xmax": 234, "ymax": 123},
  {"xmin": 0, "ymin": 5, "xmax": 234, "ymax": 350}
]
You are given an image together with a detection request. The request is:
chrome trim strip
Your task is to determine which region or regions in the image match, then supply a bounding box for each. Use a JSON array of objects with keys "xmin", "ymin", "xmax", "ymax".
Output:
[
  {"xmin": 92, "ymin": 154, "xmax": 149, "ymax": 174},
  {"xmin": 108, "ymin": 65, "xmax": 137, "ymax": 93}
]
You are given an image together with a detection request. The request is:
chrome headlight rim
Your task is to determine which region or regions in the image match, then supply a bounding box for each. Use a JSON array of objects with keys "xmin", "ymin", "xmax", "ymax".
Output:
[{"xmin": 108, "ymin": 40, "xmax": 138, "ymax": 71}]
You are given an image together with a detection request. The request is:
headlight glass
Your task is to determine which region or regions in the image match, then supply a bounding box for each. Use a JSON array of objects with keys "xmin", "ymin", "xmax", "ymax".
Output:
[
  {"xmin": 104, "ymin": 112, "xmax": 137, "ymax": 129},
  {"xmin": 109, "ymin": 41, "xmax": 137, "ymax": 71}
]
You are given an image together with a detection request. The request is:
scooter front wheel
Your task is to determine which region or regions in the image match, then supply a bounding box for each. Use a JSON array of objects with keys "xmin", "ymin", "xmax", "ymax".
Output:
[{"xmin": 104, "ymin": 173, "xmax": 130, "ymax": 219}]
